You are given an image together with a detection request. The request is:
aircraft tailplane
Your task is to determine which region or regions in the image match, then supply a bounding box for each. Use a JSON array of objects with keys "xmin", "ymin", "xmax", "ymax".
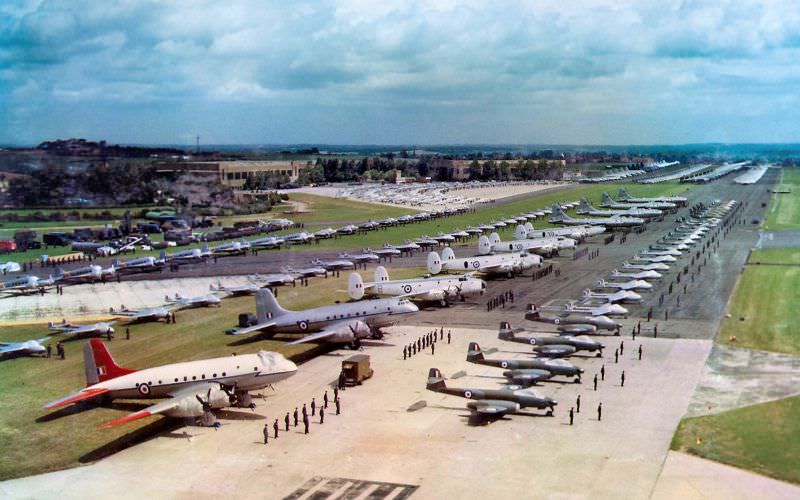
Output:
[
  {"xmin": 84, "ymin": 339, "xmax": 136, "ymax": 386},
  {"xmin": 255, "ymin": 289, "xmax": 288, "ymax": 323}
]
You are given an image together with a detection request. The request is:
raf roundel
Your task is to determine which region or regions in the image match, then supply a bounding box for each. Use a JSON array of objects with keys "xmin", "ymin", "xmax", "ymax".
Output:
[
  {"xmin": 138, "ymin": 383, "xmax": 151, "ymax": 396},
  {"xmin": 501, "ymin": 361, "xmax": 508, "ymax": 368},
  {"xmin": 529, "ymin": 338, "xmax": 537, "ymax": 345},
  {"xmin": 403, "ymin": 285, "xmax": 412, "ymax": 294},
  {"xmin": 464, "ymin": 390, "xmax": 472, "ymax": 399},
  {"xmin": 298, "ymin": 321, "xmax": 309, "ymax": 331},
  {"xmin": 554, "ymin": 318, "xmax": 560, "ymax": 325},
  {"xmin": 472, "ymin": 261, "xmax": 480, "ymax": 268}
]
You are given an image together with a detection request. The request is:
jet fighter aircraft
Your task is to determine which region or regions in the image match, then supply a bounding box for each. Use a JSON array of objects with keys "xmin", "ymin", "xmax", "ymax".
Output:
[{"xmin": 466, "ymin": 342, "xmax": 582, "ymax": 384}]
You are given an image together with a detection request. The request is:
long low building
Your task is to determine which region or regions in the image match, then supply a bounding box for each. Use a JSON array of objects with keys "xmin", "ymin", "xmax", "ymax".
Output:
[{"xmin": 155, "ymin": 160, "xmax": 310, "ymax": 186}]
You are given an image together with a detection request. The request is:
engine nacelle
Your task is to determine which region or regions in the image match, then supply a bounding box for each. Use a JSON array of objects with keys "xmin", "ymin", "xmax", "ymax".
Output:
[
  {"xmin": 164, "ymin": 386, "xmax": 230, "ymax": 418},
  {"xmin": 326, "ymin": 320, "xmax": 371, "ymax": 344}
]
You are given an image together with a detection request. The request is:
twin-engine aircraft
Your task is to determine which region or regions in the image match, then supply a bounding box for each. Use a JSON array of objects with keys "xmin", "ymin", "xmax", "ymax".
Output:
[
  {"xmin": 43, "ymin": 339, "xmax": 296, "ymax": 428},
  {"xmin": 348, "ymin": 266, "xmax": 485, "ymax": 305}
]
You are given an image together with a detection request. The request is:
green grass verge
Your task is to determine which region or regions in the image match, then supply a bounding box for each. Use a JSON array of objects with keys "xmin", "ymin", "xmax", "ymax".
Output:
[
  {"xmin": 671, "ymin": 395, "xmax": 800, "ymax": 484},
  {"xmin": 765, "ymin": 168, "xmax": 800, "ymax": 231},
  {"xmin": 0, "ymin": 267, "xmax": 423, "ymax": 480},
  {"xmin": 719, "ymin": 248, "xmax": 800, "ymax": 354}
]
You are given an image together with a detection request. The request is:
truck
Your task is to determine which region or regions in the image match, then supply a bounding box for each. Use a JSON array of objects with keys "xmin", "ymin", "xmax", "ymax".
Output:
[{"xmin": 341, "ymin": 354, "xmax": 374, "ymax": 386}]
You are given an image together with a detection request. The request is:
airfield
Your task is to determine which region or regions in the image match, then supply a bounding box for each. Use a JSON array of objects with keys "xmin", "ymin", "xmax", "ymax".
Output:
[{"xmin": 2, "ymin": 171, "xmax": 800, "ymax": 499}]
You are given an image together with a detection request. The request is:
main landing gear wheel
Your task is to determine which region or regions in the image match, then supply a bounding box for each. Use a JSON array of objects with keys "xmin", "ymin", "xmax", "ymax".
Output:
[
  {"xmin": 546, "ymin": 409, "xmax": 554, "ymax": 417},
  {"xmin": 595, "ymin": 352, "xmax": 602, "ymax": 358}
]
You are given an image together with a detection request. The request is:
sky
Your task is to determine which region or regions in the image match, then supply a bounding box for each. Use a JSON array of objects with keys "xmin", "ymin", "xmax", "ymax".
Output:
[{"xmin": 1, "ymin": 0, "xmax": 800, "ymax": 146}]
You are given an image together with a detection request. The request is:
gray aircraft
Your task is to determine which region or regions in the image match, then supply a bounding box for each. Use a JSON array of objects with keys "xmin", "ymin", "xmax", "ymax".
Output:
[
  {"xmin": 209, "ymin": 281, "xmax": 260, "ymax": 296},
  {"xmin": 164, "ymin": 244, "xmax": 212, "ymax": 264},
  {"xmin": 164, "ymin": 293, "xmax": 222, "ymax": 309},
  {"xmin": 618, "ymin": 187, "xmax": 687, "ymax": 205},
  {"xmin": 549, "ymin": 205, "xmax": 645, "ymax": 228},
  {"xmin": 113, "ymin": 255, "xmax": 165, "ymax": 274},
  {"xmin": 338, "ymin": 251, "xmax": 380, "ymax": 265},
  {"xmin": 284, "ymin": 232, "xmax": 314, "ymax": 244},
  {"xmin": 311, "ymin": 258, "xmax": 356, "ymax": 272},
  {"xmin": 282, "ymin": 266, "xmax": 328, "ymax": 279},
  {"xmin": 392, "ymin": 241, "xmax": 421, "ymax": 253},
  {"xmin": 367, "ymin": 246, "xmax": 402, "ymax": 259},
  {"xmin": 576, "ymin": 198, "xmax": 662, "ymax": 218},
  {"xmin": 112, "ymin": 306, "xmax": 173, "ymax": 323},
  {"xmin": 48, "ymin": 320, "xmax": 116, "ymax": 340},
  {"xmin": 1, "ymin": 337, "xmax": 50, "ymax": 359},
  {"xmin": 610, "ymin": 268, "xmax": 663, "ymax": 280},
  {"xmin": 466, "ymin": 342, "xmax": 583, "ymax": 384},
  {"xmin": 226, "ymin": 289, "xmax": 419, "ymax": 348},
  {"xmin": 600, "ymin": 192, "xmax": 676, "ymax": 210},
  {"xmin": 525, "ymin": 306, "xmax": 621, "ymax": 334},
  {"xmin": 337, "ymin": 224, "xmax": 359, "ymax": 235},
  {"xmin": 426, "ymin": 368, "xmax": 557, "ymax": 419},
  {"xmin": 0, "ymin": 275, "xmax": 56, "ymax": 296},
  {"xmin": 249, "ymin": 273, "xmax": 296, "ymax": 287},
  {"xmin": 498, "ymin": 325, "xmax": 605, "ymax": 357},
  {"xmin": 248, "ymin": 236, "xmax": 285, "ymax": 250},
  {"xmin": 313, "ymin": 228, "xmax": 338, "ymax": 239}
]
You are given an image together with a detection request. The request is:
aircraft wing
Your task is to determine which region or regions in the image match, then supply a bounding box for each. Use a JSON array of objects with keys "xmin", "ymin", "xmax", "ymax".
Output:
[
  {"xmin": 0, "ymin": 342, "xmax": 27, "ymax": 354},
  {"xmin": 473, "ymin": 404, "xmax": 510, "ymax": 416},
  {"xmin": 43, "ymin": 387, "xmax": 111, "ymax": 410},
  {"xmin": 536, "ymin": 345, "xmax": 576, "ymax": 356},
  {"xmin": 286, "ymin": 320, "xmax": 359, "ymax": 345},
  {"xmin": 98, "ymin": 382, "xmax": 220, "ymax": 429},
  {"xmin": 227, "ymin": 321, "xmax": 277, "ymax": 336}
]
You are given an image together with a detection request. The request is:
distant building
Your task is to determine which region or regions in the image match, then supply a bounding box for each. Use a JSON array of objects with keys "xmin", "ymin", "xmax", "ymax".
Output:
[{"xmin": 155, "ymin": 160, "xmax": 308, "ymax": 186}]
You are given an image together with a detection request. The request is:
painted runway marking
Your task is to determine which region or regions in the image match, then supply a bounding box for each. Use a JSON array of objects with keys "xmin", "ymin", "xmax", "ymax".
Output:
[{"xmin": 284, "ymin": 477, "xmax": 418, "ymax": 500}]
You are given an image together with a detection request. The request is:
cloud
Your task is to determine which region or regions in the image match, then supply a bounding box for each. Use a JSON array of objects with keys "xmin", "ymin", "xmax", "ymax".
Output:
[{"xmin": 1, "ymin": 0, "xmax": 799, "ymax": 144}]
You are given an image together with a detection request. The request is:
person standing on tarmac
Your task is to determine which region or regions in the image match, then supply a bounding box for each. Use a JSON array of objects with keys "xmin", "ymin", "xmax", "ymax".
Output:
[
  {"xmin": 263, "ymin": 423, "xmax": 269, "ymax": 444},
  {"xmin": 293, "ymin": 407, "xmax": 299, "ymax": 427},
  {"xmin": 284, "ymin": 412, "xmax": 290, "ymax": 432},
  {"xmin": 319, "ymin": 406, "xmax": 325, "ymax": 424},
  {"xmin": 273, "ymin": 418, "xmax": 279, "ymax": 439}
]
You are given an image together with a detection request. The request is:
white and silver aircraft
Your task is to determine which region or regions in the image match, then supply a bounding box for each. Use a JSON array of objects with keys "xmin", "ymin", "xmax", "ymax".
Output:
[
  {"xmin": 212, "ymin": 240, "xmax": 249, "ymax": 256},
  {"xmin": 566, "ymin": 301, "xmax": 628, "ymax": 317},
  {"xmin": 600, "ymin": 192, "xmax": 675, "ymax": 210},
  {"xmin": 284, "ymin": 232, "xmax": 314, "ymax": 244},
  {"xmin": 617, "ymin": 188, "xmax": 687, "ymax": 205},
  {"xmin": 596, "ymin": 277, "xmax": 653, "ymax": 291},
  {"xmin": 576, "ymin": 198, "xmax": 662, "ymax": 218},
  {"xmin": 313, "ymin": 228, "xmax": 337, "ymax": 239},
  {"xmin": 248, "ymin": 236, "xmax": 285, "ymax": 250},
  {"xmin": 164, "ymin": 244, "xmax": 211, "ymax": 263},
  {"xmin": 640, "ymin": 247, "xmax": 682, "ymax": 257},
  {"xmin": 0, "ymin": 275, "xmax": 56, "ymax": 296},
  {"xmin": 114, "ymin": 255, "xmax": 164, "ymax": 273},
  {"xmin": 427, "ymin": 247, "xmax": 540, "ymax": 279},
  {"xmin": 623, "ymin": 260, "xmax": 670, "ymax": 271},
  {"xmin": 632, "ymin": 254, "xmax": 677, "ymax": 263},
  {"xmin": 610, "ymin": 268, "xmax": 662, "ymax": 280},
  {"xmin": 249, "ymin": 273, "xmax": 296, "ymax": 287},
  {"xmin": 348, "ymin": 266, "xmax": 485, "ymax": 306},
  {"xmin": 393, "ymin": 241, "xmax": 421, "ymax": 253},
  {"xmin": 518, "ymin": 223, "xmax": 605, "ymax": 242},
  {"xmin": 367, "ymin": 246, "xmax": 402, "ymax": 259},
  {"xmin": 226, "ymin": 290, "xmax": 418, "ymax": 347},
  {"xmin": 48, "ymin": 320, "xmax": 117, "ymax": 339},
  {"xmin": 549, "ymin": 205, "xmax": 645, "ymax": 228},
  {"xmin": 478, "ymin": 233, "xmax": 575, "ymax": 257},
  {"xmin": 282, "ymin": 266, "xmax": 328, "ymax": 279},
  {"xmin": 337, "ymin": 224, "xmax": 358, "ymax": 235},
  {"xmin": 210, "ymin": 281, "xmax": 260, "ymax": 296},
  {"xmin": 0, "ymin": 262, "xmax": 21, "ymax": 273},
  {"xmin": 582, "ymin": 288, "xmax": 643, "ymax": 304},
  {"xmin": 1, "ymin": 337, "xmax": 50, "ymax": 359},
  {"xmin": 164, "ymin": 293, "xmax": 222, "ymax": 309},
  {"xmin": 43, "ymin": 339, "xmax": 297, "ymax": 428},
  {"xmin": 338, "ymin": 251, "xmax": 380, "ymax": 265},
  {"xmin": 113, "ymin": 306, "xmax": 173, "ymax": 323},
  {"xmin": 56, "ymin": 264, "xmax": 110, "ymax": 283}
]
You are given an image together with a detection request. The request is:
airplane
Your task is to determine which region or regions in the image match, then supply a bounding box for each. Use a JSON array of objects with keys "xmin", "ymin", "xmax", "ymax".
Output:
[
  {"xmin": 565, "ymin": 300, "xmax": 628, "ymax": 317},
  {"xmin": 313, "ymin": 228, "xmax": 337, "ymax": 239},
  {"xmin": 112, "ymin": 306, "xmax": 174, "ymax": 323},
  {"xmin": 348, "ymin": 266, "xmax": 486, "ymax": 306},
  {"xmin": 358, "ymin": 220, "xmax": 380, "ymax": 231},
  {"xmin": 426, "ymin": 368, "xmax": 557, "ymax": 419},
  {"xmin": 639, "ymin": 248, "xmax": 682, "ymax": 257},
  {"xmin": 164, "ymin": 293, "xmax": 222, "ymax": 309},
  {"xmin": 427, "ymin": 247, "xmax": 540, "ymax": 279},
  {"xmin": 336, "ymin": 224, "xmax": 359, "ymax": 235},
  {"xmin": 226, "ymin": 289, "xmax": 419, "ymax": 348},
  {"xmin": 1, "ymin": 337, "xmax": 51, "ymax": 359},
  {"xmin": 113, "ymin": 255, "xmax": 164, "ymax": 273},
  {"xmin": 466, "ymin": 342, "xmax": 583, "ymax": 383},
  {"xmin": 284, "ymin": 232, "xmax": 314, "ymax": 244},
  {"xmin": 268, "ymin": 218, "xmax": 295, "ymax": 229},
  {"xmin": 623, "ymin": 260, "xmax": 670, "ymax": 271},
  {"xmin": 449, "ymin": 229, "xmax": 471, "ymax": 240},
  {"xmin": 523, "ymin": 307, "xmax": 621, "ymax": 334},
  {"xmin": 582, "ymin": 288, "xmax": 643, "ymax": 304},
  {"xmin": 393, "ymin": 241, "xmax": 421, "ymax": 253},
  {"xmin": 651, "ymin": 241, "xmax": 690, "ymax": 252},
  {"xmin": 378, "ymin": 217, "xmax": 398, "ymax": 227},
  {"xmin": 212, "ymin": 240, "xmax": 249, "ymax": 256},
  {"xmin": 209, "ymin": 281, "xmax": 260, "ymax": 296},
  {"xmin": 310, "ymin": 258, "xmax": 355, "ymax": 272},
  {"xmin": 48, "ymin": 320, "xmax": 117, "ymax": 339},
  {"xmin": 0, "ymin": 262, "xmax": 21, "ymax": 274},
  {"xmin": 478, "ymin": 233, "xmax": 576, "ymax": 257},
  {"xmin": 0, "ymin": 275, "xmax": 56, "ymax": 296},
  {"xmin": 414, "ymin": 236, "xmax": 439, "ymax": 248},
  {"xmin": 282, "ymin": 266, "xmax": 328, "ymax": 279},
  {"xmin": 430, "ymin": 233, "xmax": 455, "ymax": 244},
  {"xmin": 518, "ymin": 223, "xmax": 605, "ymax": 242},
  {"xmin": 632, "ymin": 254, "xmax": 677, "ymax": 263},
  {"xmin": 549, "ymin": 205, "xmax": 645, "ymax": 228},
  {"xmin": 43, "ymin": 339, "xmax": 297, "ymax": 428},
  {"xmin": 498, "ymin": 325, "xmax": 604, "ymax": 357},
  {"xmin": 248, "ymin": 236, "xmax": 285, "ymax": 250},
  {"xmin": 367, "ymin": 246, "xmax": 402, "ymax": 259},
  {"xmin": 600, "ymin": 192, "xmax": 675, "ymax": 210},
  {"xmin": 610, "ymin": 268, "xmax": 662, "ymax": 280},
  {"xmin": 248, "ymin": 273, "xmax": 296, "ymax": 287},
  {"xmin": 617, "ymin": 188, "xmax": 687, "ymax": 205},
  {"xmin": 595, "ymin": 277, "xmax": 653, "ymax": 291},
  {"xmin": 164, "ymin": 244, "xmax": 211, "ymax": 263},
  {"xmin": 338, "ymin": 251, "xmax": 380, "ymax": 265},
  {"xmin": 576, "ymin": 198, "xmax": 662, "ymax": 218},
  {"xmin": 464, "ymin": 226, "xmax": 486, "ymax": 235},
  {"xmin": 489, "ymin": 220, "xmax": 507, "ymax": 228}
]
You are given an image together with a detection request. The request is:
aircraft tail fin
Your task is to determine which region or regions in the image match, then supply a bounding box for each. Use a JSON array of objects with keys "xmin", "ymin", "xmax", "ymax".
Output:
[
  {"xmin": 618, "ymin": 188, "xmax": 631, "ymax": 200},
  {"xmin": 466, "ymin": 342, "xmax": 484, "ymax": 362},
  {"xmin": 477, "ymin": 235, "xmax": 492, "ymax": 255},
  {"xmin": 514, "ymin": 224, "xmax": 527, "ymax": 241},
  {"xmin": 348, "ymin": 272, "xmax": 365, "ymax": 300},
  {"xmin": 441, "ymin": 247, "xmax": 455, "ymax": 261},
  {"xmin": 84, "ymin": 339, "xmax": 136, "ymax": 386},
  {"xmin": 549, "ymin": 204, "xmax": 569, "ymax": 222},
  {"xmin": 578, "ymin": 198, "xmax": 593, "ymax": 212},
  {"xmin": 498, "ymin": 321, "xmax": 515, "ymax": 340},
  {"xmin": 489, "ymin": 232, "xmax": 501, "ymax": 246},
  {"xmin": 427, "ymin": 252, "xmax": 442, "ymax": 275},
  {"xmin": 600, "ymin": 192, "xmax": 614, "ymax": 206},
  {"xmin": 426, "ymin": 368, "xmax": 446, "ymax": 391},
  {"xmin": 374, "ymin": 266, "xmax": 389, "ymax": 283},
  {"xmin": 524, "ymin": 222, "xmax": 534, "ymax": 233},
  {"xmin": 255, "ymin": 289, "xmax": 288, "ymax": 323}
]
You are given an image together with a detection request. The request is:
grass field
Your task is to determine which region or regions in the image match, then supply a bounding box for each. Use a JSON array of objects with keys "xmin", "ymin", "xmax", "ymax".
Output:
[
  {"xmin": 719, "ymin": 248, "xmax": 800, "ymax": 354},
  {"xmin": 765, "ymin": 168, "xmax": 800, "ymax": 231},
  {"xmin": 671, "ymin": 395, "xmax": 800, "ymax": 484},
  {"xmin": 0, "ymin": 267, "xmax": 423, "ymax": 480}
]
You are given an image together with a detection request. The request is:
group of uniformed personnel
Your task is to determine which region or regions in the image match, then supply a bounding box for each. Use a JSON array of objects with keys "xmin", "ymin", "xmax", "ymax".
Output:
[{"xmin": 263, "ymin": 387, "xmax": 341, "ymax": 444}]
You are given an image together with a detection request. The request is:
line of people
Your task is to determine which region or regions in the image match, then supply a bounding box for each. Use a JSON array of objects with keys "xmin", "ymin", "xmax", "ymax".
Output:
[
  {"xmin": 263, "ymin": 387, "xmax": 342, "ymax": 444},
  {"xmin": 403, "ymin": 327, "xmax": 451, "ymax": 359},
  {"xmin": 486, "ymin": 290, "xmax": 514, "ymax": 311}
]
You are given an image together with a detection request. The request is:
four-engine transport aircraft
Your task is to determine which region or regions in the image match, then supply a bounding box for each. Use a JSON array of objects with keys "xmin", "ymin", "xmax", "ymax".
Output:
[
  {"xmin": 549, "ymin": 205, "xmax": 645, "ymax": 228},
  {"xmin": 498, "ymin": 324, "xmax": 605, "ymax": 357},
  {"xmin": 524, "ymin": 306, "xmax": 621, "ymax": 334},
  {"xmin": 426, "ymin": 368, "xmax": 557, "ymax": 420},
  {"xmin": 226, "ymin": 289, "xmax": 418, "ymax": 348},
  {"xmin": 1, "ymin": 337, "xmax": 50, "ymax": 359},
  {"xmin": 43, "ymin": 339, "xmax": 297, "ymax": 428},
  {"xmin": 48, "ymin": 320, "xmax": 117, "ymax": 340},
  {"xmin": 348, "ymin": 266, "xmax": 486, "ymax": 305},
  {"xmin": 466, "ymin": 342, "xmax": 583, "ymax": 384},
  {"xmin": 427, "ymin": 247, "xmax": 540, "ymax": 279}
]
